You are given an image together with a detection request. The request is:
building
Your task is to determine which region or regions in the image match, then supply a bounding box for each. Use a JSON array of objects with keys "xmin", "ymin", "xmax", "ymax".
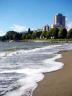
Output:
[
  {"xmin": 43, "ymin": 25, "xmax": 49, "ymax": 32},
  {"xmin": 53, "ymin": 13, "xmax": 66, "ymax": 28}
]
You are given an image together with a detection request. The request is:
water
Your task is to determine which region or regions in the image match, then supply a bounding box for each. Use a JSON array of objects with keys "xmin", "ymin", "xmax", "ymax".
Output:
[{"xmin": 0, "ymin": 41, "xmax": 72, "ymax": 96}]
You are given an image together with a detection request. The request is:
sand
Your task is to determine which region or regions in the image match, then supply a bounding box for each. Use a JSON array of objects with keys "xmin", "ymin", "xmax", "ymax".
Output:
[{"xmin": 33, "ymin": 51, "xmax": 72, "ymax": 96}]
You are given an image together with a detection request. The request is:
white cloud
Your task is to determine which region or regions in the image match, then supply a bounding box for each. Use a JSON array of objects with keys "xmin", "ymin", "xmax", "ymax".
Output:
[
  {"xmin": 10, "ymin": 24, "xmax": 28, "ymax": 32},
  {"xmin": 0, "ymin": 24, "xmax": 28, "ymax": 36},
  {"xmin": 0, "ymin": 30, "xmax": 6, "ymax": 36},
  {"xmin": 66, "ymin": 18, "xmax": 72, "ymax": 30},
  {"xmin": 67, "ymin": 21, "xmax": 72, "ymax": 31}
]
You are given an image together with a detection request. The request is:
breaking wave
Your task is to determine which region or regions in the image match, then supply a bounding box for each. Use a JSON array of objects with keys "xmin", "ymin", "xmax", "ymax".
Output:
[{"xmin": 0, "ymin": 43, "xmax": 72, "ymax": 96}]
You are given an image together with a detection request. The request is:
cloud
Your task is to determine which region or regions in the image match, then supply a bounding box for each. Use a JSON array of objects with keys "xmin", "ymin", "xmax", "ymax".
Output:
[
  {"xmin": 10, "ymin": 24, "xmax": 28, "ymax": 32},
  {"xmin": 0, "ymin": 24, "xmax": 28, "ymax": 36},
  {"xmin": 66, "ymin": 18, "xmax": 72, "ymax": 30},
  {"xmin": 0, "ymin": 30, "xmax": 6, "ymax": 36},
  {"xmin": 67, "ymin": 21, "xmax": 72, "ymax": 31}
]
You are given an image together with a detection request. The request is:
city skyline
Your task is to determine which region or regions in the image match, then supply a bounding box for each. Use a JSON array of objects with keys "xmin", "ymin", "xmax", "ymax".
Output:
[{"xmin": 0, "ymin": 0, "xmax": 72, "ymax": 36}]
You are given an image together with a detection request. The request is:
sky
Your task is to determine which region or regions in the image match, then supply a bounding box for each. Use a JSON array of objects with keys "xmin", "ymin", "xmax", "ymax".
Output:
[{"xmin": 0, "ymin": 0, "xmax": 72, "ymax": 36}]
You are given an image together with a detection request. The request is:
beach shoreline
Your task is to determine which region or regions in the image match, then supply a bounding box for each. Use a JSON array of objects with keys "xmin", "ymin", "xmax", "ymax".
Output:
[{"xmin": 33, "ymin": 50, "xmax": 72, "ymax": 96}]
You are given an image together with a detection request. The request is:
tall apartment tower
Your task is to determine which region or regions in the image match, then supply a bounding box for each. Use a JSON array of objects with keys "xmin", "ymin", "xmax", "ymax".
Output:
[
  {"xmin": 43, "ymin": 25, "xmax": 49, "ymax": 32},
  {"xmin": 54, "ymin": 13, "xmax": 65, "ymax": 28}
]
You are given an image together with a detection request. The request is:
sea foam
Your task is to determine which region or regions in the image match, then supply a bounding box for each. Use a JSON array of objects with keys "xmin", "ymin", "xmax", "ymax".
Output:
[{"xmin": 0, "ymin": 43, "xmax": 71, "ymax": 96}]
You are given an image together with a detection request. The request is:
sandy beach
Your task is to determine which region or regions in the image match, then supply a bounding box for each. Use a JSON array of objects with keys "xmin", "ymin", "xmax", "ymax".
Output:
[{"xmin": 33, "ymin": 51, "xmax": 72, "ymax": 96}]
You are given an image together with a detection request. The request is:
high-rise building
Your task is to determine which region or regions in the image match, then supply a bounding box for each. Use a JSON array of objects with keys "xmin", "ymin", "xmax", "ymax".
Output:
[
  {"xmin": 43, "ymin": 25, "xmax": 49, "ymax": 32},
  {"xmin": 53, "ymin": 13, "xmax": 66, "ymax": 28}
]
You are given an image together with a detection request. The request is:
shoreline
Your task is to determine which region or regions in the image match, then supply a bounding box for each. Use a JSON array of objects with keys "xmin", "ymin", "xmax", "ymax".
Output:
[
  {"xmin": 33, "ymin": 50, "xmax": 72, "ymax": 96},
  {"xmin": 1, "ymin": 39, "xmax": 72, "ymax": 43}
]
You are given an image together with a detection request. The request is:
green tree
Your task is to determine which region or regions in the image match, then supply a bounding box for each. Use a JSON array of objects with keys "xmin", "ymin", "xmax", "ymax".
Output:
[
  {"xmin": 49, "ymin": 28, "xmax": 59, "ymax": 39},
  {"xmin": 31, "ymin": 32, "xmax": 36, "ymax": 39},
  {"xmin": 53, "ymin": 28, "xmax": 59, "ymax": 38},
  {"xmin": 41, "ymin": 31, "xmax": 48, "ymax": 39},
  {"xmin": 35, "ymin": 31, "xmax": 42, "ymax": 39},
  {"xmin": 0, "ymin": 36, "xmax": 6, "ymax": 41},
  {"xmin": 5, "ymin": 31, "xmax": 22, "ymax": 40},
  {"xmin": 26, "ymin": 34, "xmax": 32, "ymax": 39},
  {"xmin": 58, "ymin": 28, "xmax": 67, "ymax": 39},
  {"xmin": 6, "ymin": 31, "xmax": 18, "ymax": 40},
  {"xmin": 67, "ymin": 29, "xmax": 72, "ymax": 39},
  {"xmin": 21, "ymin": 33, "xmax": 26, "ymax": 40}
]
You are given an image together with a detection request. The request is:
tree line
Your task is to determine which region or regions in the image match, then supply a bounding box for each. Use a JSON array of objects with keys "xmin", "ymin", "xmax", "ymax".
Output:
[{"xmin": 0, "ymin": 28, "xmax": 72, "ymax": 41}]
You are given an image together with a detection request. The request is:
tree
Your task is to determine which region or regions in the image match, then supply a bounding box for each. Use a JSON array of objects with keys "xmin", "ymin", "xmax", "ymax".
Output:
[
  {"xmin": 49, "ymin": 28, "xmax": 59, "ymax": 39},
  {"xmin": 0, "ymin": 36, "xmax": 6, "ymax": 41},
  {"xmin": 26, "ymin": 33, "xmax": 32, "ymax": 39},
  {"xmin": 36, "ymin": 31, "xmax": 42, "ymax": 38},
  {"xmin": 67, "ymin": 29, "xmax": 72, "ymax": 39},
  {"xmin": 53, "ymin": 28, "xmax": 59, "ymax": 38},
  {"xmin": 49, "ymin": 28, "xmax": 55, "ymax": 38},
  {"xmin": 21, "ymin": 33, "xmax": 26, "ymax": 40},
  {"xmin": 58, "ymin": 28, "xmax": 67, "ymax": 39},
  {"xmin": 47, "ymin": 32, "xmax": 51, "ymax": 39},
  {"xmin": 31, "ymin": 32, "xmax": 36, "ymax": 39},
  {"xmin": 41, "ymin": 31, "xmax": 48, "ymax": 39},
  {"xmin": 5, "ymin": 31, "xmax": 18, "ymax": 40}
]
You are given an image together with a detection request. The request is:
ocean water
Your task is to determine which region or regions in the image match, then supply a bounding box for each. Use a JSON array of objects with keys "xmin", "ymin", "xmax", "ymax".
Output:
[{"xmin": 0, "ymin": 41, "xmax": 72, "ymax": 96}]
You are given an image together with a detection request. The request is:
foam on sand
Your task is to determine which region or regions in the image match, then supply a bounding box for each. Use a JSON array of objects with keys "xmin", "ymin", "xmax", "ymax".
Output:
[
  {"xmin": 0, "ymin": 43, "xmax": 72, "ymax": 96},
  {"xmin": 2, "ymin": 54, "xmax": 63, "ymax": 96}
]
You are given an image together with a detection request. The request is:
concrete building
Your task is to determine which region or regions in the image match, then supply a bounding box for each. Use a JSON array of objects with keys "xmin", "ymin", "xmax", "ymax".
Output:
[
  {"xmin": 53, "ymin": 13, "xmax": 66, "ymax": 28},
  {"xmin": 43, "ymin": 25, "xmax": 49, "ymax": 32}
]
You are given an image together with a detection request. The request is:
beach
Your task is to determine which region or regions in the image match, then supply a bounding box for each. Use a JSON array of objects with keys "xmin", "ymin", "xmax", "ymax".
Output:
[{"xmin": 33, "ymin": 51, "xmax": 72, "ymax": 96}]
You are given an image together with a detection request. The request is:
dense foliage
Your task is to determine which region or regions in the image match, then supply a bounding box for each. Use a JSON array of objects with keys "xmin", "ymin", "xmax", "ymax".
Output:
[{"xmin": 0, "ymin": 28, "xmax": 72, "ymax": 41}]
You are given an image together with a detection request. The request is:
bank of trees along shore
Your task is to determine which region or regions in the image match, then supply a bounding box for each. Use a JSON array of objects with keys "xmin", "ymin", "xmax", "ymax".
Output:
[{"xmin": 0, "ymin": 28, "xmax": 72, "ymax": 41}]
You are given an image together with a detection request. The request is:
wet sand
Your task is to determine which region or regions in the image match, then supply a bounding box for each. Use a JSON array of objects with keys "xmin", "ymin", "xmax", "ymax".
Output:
[{"xmin": 33, "ymin": 51, "xmax": 72, "ymax": 96}]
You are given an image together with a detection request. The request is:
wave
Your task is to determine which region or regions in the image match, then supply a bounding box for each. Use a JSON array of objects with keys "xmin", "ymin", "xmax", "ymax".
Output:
[
  {"xmin": 0, "ymin": 43, "xmax": 72, "ymax": 96},
  {"xmin": 0, "ymin": 44, "xmax": 61, "ymax": 57},
  {"xmin": 1, "ymin": 55, "xmax": 63, "ymax": 96}
]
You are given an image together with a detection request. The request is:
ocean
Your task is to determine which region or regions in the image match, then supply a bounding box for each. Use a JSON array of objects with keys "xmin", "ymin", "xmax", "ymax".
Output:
[{"xmin": 0, "ymin": 41, "xmax": 72, "ymax": 96}]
